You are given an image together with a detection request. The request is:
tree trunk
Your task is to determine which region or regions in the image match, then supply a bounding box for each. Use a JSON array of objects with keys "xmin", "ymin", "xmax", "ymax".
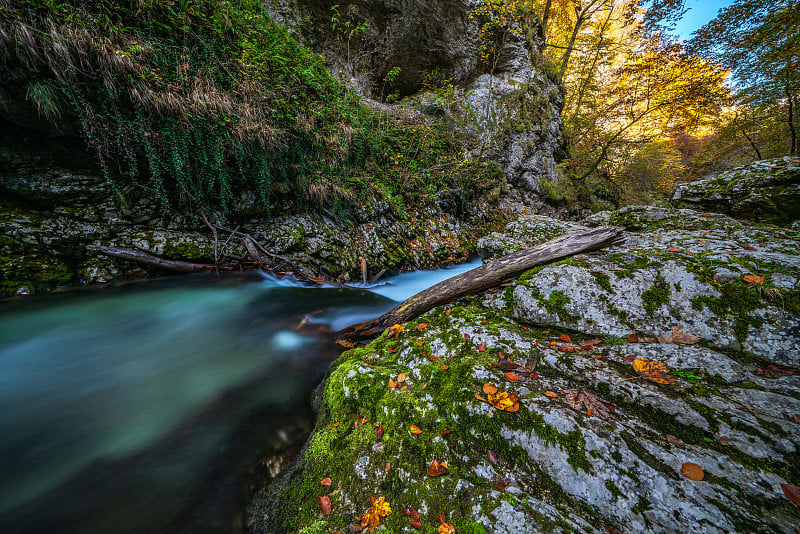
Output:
[
  {"xmin": 542, "ymin": 0, "xmax": 553, "ymax": 41},
  {"xmin": 787, "ymin": 85, "xmax": 797, "ymax": 156},
  {"xmin": 87, "ymin": 245, "xmax": 215, "ymax": 272},
  {"xmin": 337, "ymin": 227, "xmax": 625, "ymax": 343}
]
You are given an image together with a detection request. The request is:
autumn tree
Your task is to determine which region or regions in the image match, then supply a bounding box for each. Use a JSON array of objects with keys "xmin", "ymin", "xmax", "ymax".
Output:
[{"xmin": 690, "ymin": 0, "xmax": 800, "ymax": 156}]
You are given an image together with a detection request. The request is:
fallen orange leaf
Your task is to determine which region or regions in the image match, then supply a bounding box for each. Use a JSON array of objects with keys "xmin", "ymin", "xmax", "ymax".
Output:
[
  {"xmin": 400, "ymin": 385, "xmax": 407, "ymax": 391},
  {"xmin": 668, "ymin": 246, "xmax": 681, "ymax": 252},
  {"xmin": 627, "ymin": 334, "xmax": 639, "ymax": 343},
  {"xmin": 388, "ymin": 378, "xmax": 397, "ymax": 388},
  {"xmin": 504, "ymin": 372, "xmax": 519, "ymax": 382},
  {"xmin": 441, "ymin": 429, "xmax": 451, "ymax": 435},
  {"xmin": 633, "ymin": 358, "xmax": 677, "ymax": 384},
  {"xmin": 440, "ymin": 364, "xmax": 449, "ymax": 370},
  {"xmin": 478, "ymin": 342, "xmax": 487, "ymax": 352},
  {"xmin": 680, "ymin": 462, "xmax": 704, "ymax": 481},
  {"xmin": 417, "ymin": 341, "xmax": 425, "ymax": 347},
  {"xmin": 427, "ymin": 459, "xmax": 447, "ymax": 477},
  {"xmin": 318, "ymin": 495, "xmax": 332, "ymax": 514},
  {"xmin": 483, "ymin": 383, "xmax": 498, "ymax": 395},
  {"xmin": 321, "ymin": 477, "xmax": 332, "ymax": 486},
  {"xmin": 417, "ymin": 323, "xmax": 428, "ymax": 331},
  {"xmin": 334, "ymin": 422, "xmax": 340, "ymax": 427},
  {"xmin": 397, "ymin": 373, "xmax": 407, "ymax": 383},
  {"xmin": 388, "ymin": 349, "xmax": 397, "ymax": 354},
  {"xmin": 559, "ymin": 334, "xmax": 572, "ymax": 342},
  {"xmin": 743, "ymin": 274, "xmax": 765, "ymax": 284},
  {"xmin": 781, "ymin": 483, "xmax": 800, "ymax": 507},
  {"xmin": 410, "ymin": 425, "xmax": 422, "ymax": 434},
  {"xmin": 387, "ymin": 324, "xmax": 404, "ymax": 338},
  {"xmin": 544, "ymin": 391, "xmax": 558, "ymax": 398}
]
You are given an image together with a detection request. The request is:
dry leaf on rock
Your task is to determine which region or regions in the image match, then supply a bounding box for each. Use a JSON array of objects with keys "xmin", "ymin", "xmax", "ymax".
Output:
[
  {"xmin": 579, "ymin": 339, "xmax": 602, "ymax": 349},
  {"xmin": 666, "ymin": 434, "xmax": 686, "ymax": 449},
  {"xmin": 544, "ymin": 391, "xmax": 559, "ymax": 398},
  {"xmin": 755, "ymin": 363, "xmax": 800, "ymax": 377},
  {"xmin": 668, "ymin": 246, "xmax": 681, "ymax": 252},
  {"xmin": 560, "ymin": 388, "xmax": 615, "ymax": 419},
  {"xmin": 559, "ymin": 334, "xmax": 572, "ymax": 342},
  {"xmin": 633, "ymin": 358, "xmax": 677, "ymax": 384},
  {"xmin": 781, "ymin": 484, "xmax": 800, "ymax": 507},
  {"xmin": 793, "ymin": 414, "xmax": 800, "ymax": 424},
  {"xmin": 387, "ymin": 324, "xmax": 404, "ymax": 338},
  {"xmin": 477, "ymin": 342, "xmax": 487, "ymax": 352},
  {"xmin": 743, "ymin": 274, "xmax": 765, "ymax": 284},
  {"xmin": 504, "ymin": 372, "xmax": 519, "ymax": 382},
  {"xmin": 437, "ymin": 513, "xmax": 456, "ymax": 534},
  {"xmin": 680, "ymin": 462, "xmax": 704, "ymax": 481},
  {"xmin": 657, "ymin": 325, "xmax": 701, "ymax": 345},
  {"xmin": 476, "ymin": 383, "xmax": 519, "ymax": 412},
  {"xmin": 487, "ymin": 449, "xmax": 498, "ymax": 464},
  {"xmin": 559, "ymin": 343, "xmax": 580, "ymax": 353},
  {"xmin": 627, "ymin": 334, "xmax": 639, "ymax": 343},
  {"xmin": 621, "ymin": 354, "xmax": 637, "ymax": 362},
  {"xmin": 604, "ymin": 526, "xmax": 624, "ymax": 534},
  {"xmin": 427, "ymin": 460, "xmax": 447, "ymax": 477},
  {"xmin": 318, "ymin": 495, "xmax": 332, "ymax": 514}
]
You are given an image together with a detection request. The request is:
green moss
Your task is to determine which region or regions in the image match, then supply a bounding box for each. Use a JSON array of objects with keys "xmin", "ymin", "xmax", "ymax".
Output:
[
  {"xmin": 605, "ymin": 479, "xmax": 623, "ymax": 500},
  {"xmin": 691, "ymin": 280, "xmax": 767, "ymax": 342},
  {"xmin": 591, "ymin": 271, "xmax": 613, "ymax": 292},
  {"xmin": 641, "ymin": 283, "xmax": 670, "ymax": 315},
  {"xmin": 542, "ymin": 290, "xmax": 580, "ymax": 324},
  {"xmin": 632, "ymin": 495, "xmax": 652, "ymax": 514}
]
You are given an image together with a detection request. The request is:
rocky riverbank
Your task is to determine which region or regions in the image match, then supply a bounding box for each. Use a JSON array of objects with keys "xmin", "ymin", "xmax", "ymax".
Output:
[{"xmin": 247, "ymin": 206, "xmax": 800, "ymax": 533}]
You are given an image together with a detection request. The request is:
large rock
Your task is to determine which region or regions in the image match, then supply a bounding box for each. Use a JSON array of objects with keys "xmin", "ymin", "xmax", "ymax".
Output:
[
  {"xmin": 249, "ymin": 206, "xmax": 800, "ymax": 533},
  {"xmin": 672, "ymin": 157, "xmax": 800, "ymax": 224},
  {"xmin": 248, "ymin": 308, "xmax": 800, "ymax": 533},
  {"xmin": 479, "ymin": 206, "xmax": 800, "ymax": 366},
  {"xmin": 265, "ymin": 0, "xmax": 566, "ymax": 210}
]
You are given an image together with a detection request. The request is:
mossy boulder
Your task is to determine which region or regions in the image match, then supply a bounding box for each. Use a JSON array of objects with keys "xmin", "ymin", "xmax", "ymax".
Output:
[
  {"xmin": 672, "ymin": 158, "xmax": 800, "ymax": 224},
  {"xmin": 248, "ymin": 306, "xmax": 800, "ymax": 533},
  {"xmin": 479, "ymin": 206, "xmax": 800, "ymax": 366}
]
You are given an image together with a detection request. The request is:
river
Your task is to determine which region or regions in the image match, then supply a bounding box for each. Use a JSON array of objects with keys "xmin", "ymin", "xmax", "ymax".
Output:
[{"xmin": 0, "ymin": 259, "xmax": 481, "ymax": 533}]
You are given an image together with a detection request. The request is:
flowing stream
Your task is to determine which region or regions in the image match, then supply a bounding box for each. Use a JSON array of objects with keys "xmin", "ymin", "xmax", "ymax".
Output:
[{"xmin": 0, "ymin": 259, "xmax": 481, "ymax": 533}]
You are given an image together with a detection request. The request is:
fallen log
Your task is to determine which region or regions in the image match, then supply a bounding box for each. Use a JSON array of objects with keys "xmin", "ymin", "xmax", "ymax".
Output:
[
  {"xmin": 337, "ymin": 226, "xmax": 625, "ymax": 343},
  {"xmin": 86, "ymin": 245, "xmax": 215, "ymax": 273}
]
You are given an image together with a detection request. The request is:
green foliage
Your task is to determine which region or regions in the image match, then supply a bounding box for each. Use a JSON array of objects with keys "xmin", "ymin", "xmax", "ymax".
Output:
[
  {"xmin": 641, "ymin": 283, "xmax": 670, "ymax": 315},
  {"xmin": 2, "ymin": 0, "xmax": 492, "ymax": 217}
]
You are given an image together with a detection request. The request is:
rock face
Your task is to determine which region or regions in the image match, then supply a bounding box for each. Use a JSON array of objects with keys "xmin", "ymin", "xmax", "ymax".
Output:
[
  {"xmin": 672, "ymin": 157, "xmax": 800, "ymax": 224},
  {"xmin": 0, "ymin": 123, "xmax": 504, "ymax": 296},
  {"xmin": 249, "ymin": 207, "xmax": 800, "ymax": 533},
  {"xmin": 265, "ymin": 0, "xmax": 566, "ymax": 210}
]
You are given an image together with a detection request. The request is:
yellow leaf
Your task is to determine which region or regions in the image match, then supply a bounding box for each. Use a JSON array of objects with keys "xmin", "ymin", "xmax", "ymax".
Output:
[
  {"xmin": 410, "ymin": 424, "xmax": 422, "ymax": 434},
  {"xmin": 632, "ymin": 358, "xmax": 677, "ymax": 384}
]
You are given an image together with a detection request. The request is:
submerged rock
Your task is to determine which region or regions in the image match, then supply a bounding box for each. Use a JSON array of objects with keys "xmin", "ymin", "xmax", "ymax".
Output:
[
  {"xmin": 249, "ymin": 207, "xmax": 800, "ymax": 533},
  {"xmin": 672, "ymin": 158, "xmax": 800, "ymax": 224}
]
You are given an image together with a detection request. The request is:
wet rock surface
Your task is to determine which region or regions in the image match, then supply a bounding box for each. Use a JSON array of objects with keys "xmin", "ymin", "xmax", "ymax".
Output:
[
  {"xmin": 249, "ymin": 206, "xmax": 800, "ymax": 534},
  {"xmin": 672, "ymin": 158, "xmax": 800, "ymax": 224}
]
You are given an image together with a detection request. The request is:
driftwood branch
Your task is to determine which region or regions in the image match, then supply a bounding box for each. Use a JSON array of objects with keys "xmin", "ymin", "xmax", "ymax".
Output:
[
  {"xmin": 337, "ymin": 226, "xmax": 625, "ymax": 343},
  {"xmin": 87, "ymin": 245, "xmax": 215, "ymax": 273}
]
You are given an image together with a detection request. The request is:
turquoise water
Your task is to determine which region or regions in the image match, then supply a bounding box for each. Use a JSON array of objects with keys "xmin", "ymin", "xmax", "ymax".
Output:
[{"xmin": 0, "ymin": 260, "xmax": 480, "ymax": 533}]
